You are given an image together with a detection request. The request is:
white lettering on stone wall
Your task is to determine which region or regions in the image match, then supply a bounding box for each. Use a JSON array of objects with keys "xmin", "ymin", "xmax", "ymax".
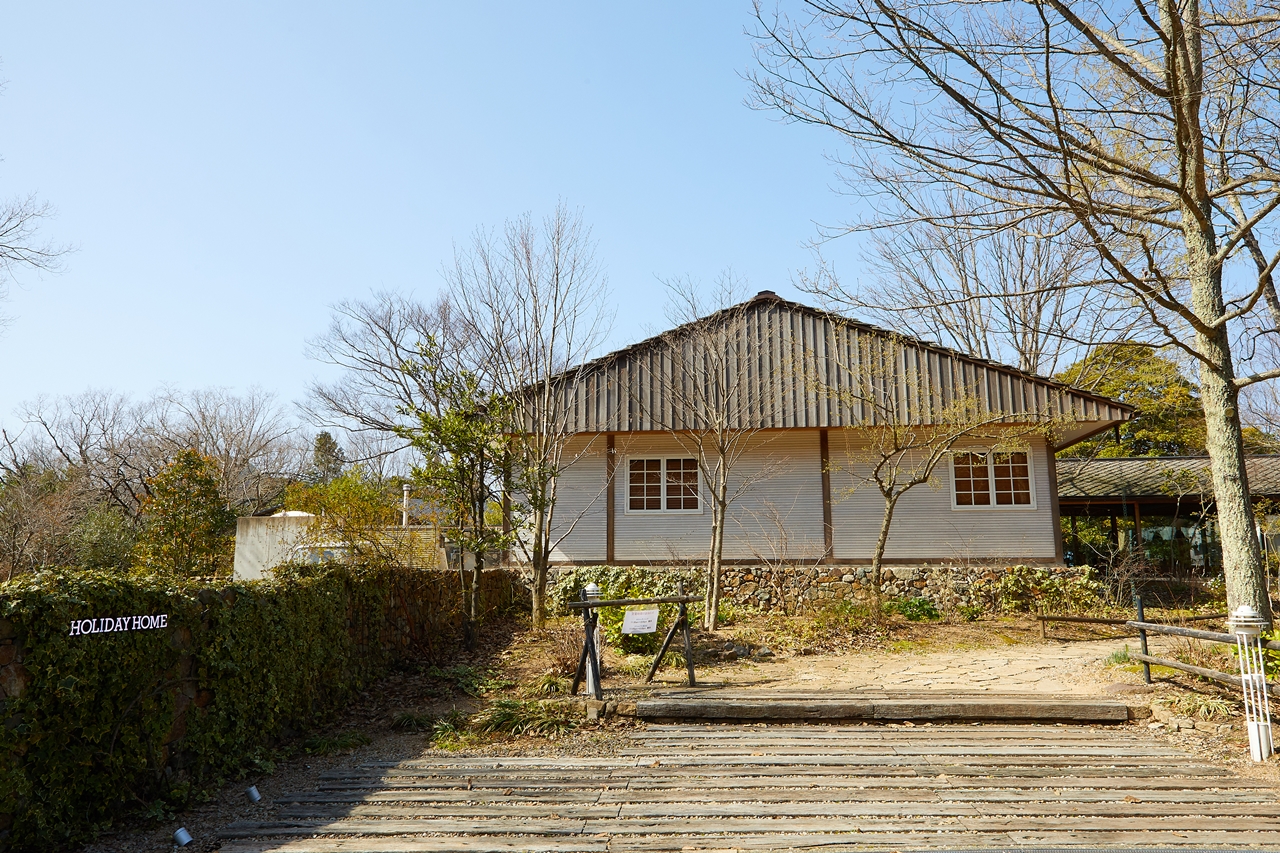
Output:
[{"xmin": 68, "ymin": 614, "xmax": 169, "ymax": 636}]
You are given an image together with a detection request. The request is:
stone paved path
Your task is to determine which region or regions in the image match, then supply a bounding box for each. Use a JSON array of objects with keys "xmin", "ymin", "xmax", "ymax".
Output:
[
  {"xmin": 693, "ymin": 636, "xmax": 1180, "ymax": 696},
  {"xmin": 219, "ymin": 723, "xmax": 1280, "ymax": 851}
]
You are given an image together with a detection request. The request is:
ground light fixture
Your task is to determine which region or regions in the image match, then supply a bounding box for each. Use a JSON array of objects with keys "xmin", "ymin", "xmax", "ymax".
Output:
[
  {"xmin": 173, "ymin": 827, "xmax": 193, "ymax": 846},
  {"xmin": 584, "ymin": 583, "xmax": 602, "ymax": 697},
  {"xmin": 1229, "ymin": 604, "xmax": 1274, "ymax": 761},
  {"xmin": 246, "ymin": 785, "xmax": 262, "ymax": 803}
]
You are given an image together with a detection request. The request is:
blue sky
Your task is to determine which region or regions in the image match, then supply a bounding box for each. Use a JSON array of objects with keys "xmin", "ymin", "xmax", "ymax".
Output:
[{"xmin": 0, "ymin": 3, "xmax": 868, "ymax": 424}]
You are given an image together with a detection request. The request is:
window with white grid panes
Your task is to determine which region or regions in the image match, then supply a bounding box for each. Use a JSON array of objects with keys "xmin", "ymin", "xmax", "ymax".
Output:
[
  {"xmin": 951, "ymin": 450, "xmax": 1033, "ymax": 508},
  {"xmin": 627, "ymin": 458, "xmax": 700, "ymax": 512}
]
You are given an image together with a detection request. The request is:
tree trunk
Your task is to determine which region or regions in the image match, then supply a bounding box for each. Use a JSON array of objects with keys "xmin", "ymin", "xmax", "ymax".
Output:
[
  {"xmin": 530, "ymin": 506, "xmax": 549, "ymax": 629},
  {"xmin": 869, "ymin": 496, "xmax": 898, "ymax": 620},
  {"xmin": 705, "ymin": 504, "xmax": 724, "ymax": 631},
  {"xmin": 1198, "ymin": 352, "xmax": 1270, "ymax": 618},
  {"xmin": 705, "ymin": 482, "xmax": 729, "ymax": 631},
  {"xmin": 465, "ymin": 547, "xmax": 483, "ymax": 650}
]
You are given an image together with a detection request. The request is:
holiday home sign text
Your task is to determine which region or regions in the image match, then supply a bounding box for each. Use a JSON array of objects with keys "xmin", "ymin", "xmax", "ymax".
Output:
[{"xmin": 69, "ymin": 614, "xmax": 169, "ymax": 636}]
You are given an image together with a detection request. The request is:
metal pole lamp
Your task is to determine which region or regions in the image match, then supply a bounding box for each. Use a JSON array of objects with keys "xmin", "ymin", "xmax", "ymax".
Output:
[{"xmin": 1230, "ymin": 604, "xmax": 1274, "ymax": 762}]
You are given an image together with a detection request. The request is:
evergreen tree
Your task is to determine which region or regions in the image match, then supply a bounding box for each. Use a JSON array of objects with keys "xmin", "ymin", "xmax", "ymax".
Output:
[{"xmin": 133, "ymin": 450, "xmax": 234, "ymax": 577}]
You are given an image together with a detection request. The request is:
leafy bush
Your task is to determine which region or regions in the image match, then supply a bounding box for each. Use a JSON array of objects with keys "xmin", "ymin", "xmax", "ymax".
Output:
[
  {"xmin": 975, "ymin": 565, "xmax": 1103, "ymax": 614},
  {"xmin": 957, "ymin": 604, "xmax": 984, "ymax": 622},
  {"xmin": 890, "ymin": 597, "xmax": 941, "ymax": 621},
  {"xmin": 0, "ymin": 563, "xmax": 522, "ymax": 851},
  {"xmin": 550, "ymin": 566, "xmax": 704, "ymax": 654}
]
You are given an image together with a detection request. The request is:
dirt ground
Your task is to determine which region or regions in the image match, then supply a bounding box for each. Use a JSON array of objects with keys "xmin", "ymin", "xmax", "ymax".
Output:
[{"xmin": 71, "ymin": 608, "xmax": 1277, "ymax": 853}]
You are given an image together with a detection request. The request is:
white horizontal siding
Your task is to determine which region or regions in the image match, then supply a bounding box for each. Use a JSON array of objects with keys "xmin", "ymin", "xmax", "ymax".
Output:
[
  {"xmin": 829, "ymin": 434, "xmax": 1057, "ymax": 561},
  {"xmin": 611, "ymin": 432, "xmax": 824, "ymax": 563},
  {"xmin": 547, "ymin": 429, "xmax": 1059, "ymax": 564},
  {"xmin": 546, "ymin": 435, "xmax": 607, "ymax": 563}
]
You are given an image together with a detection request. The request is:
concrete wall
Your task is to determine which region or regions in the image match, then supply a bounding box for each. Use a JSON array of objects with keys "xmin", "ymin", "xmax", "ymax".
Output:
[{"xmin": 232, "ymin": 514, "xmax": 313, "ymax": 580}]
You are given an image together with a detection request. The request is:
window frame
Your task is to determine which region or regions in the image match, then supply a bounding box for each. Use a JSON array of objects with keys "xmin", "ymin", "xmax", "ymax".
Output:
[
  {"xmin": 948, "ymin": 447, "xmax": 1037, "ymax": 511},
  {"xmin": 624, "ymin": 456, "xmax": 704, "ymax": 515}
]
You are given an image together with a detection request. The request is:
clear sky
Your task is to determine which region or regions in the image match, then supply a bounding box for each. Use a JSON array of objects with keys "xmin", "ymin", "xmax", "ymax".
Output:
[{"xmin": 0, "ymin": 3, "xmax": 869, "ymax": 425}]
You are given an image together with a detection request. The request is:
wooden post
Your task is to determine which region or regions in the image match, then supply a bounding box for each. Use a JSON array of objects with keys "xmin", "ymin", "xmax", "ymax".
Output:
[
  {"xmin": 820, "ymin": 429, "xmax": 834, "ymax": 563},
  {"xmin": 645, "ymin": 581, "xmax": 696, "ymax": 686},
  {"xmin": 680, "ymin": 597, "xmax": 696, "ymax": 687},
  {"xmin": 571, "ymin": 588, "xmax": 603, "ymax": 699},
  {"xmin": 646, "ymin": 615, "xmax": 682, "ymax": 683},
  {"xmin": 1134, "ymin": 503, "xmax": 1143, "ymax": 558},
  {"xmin": 605, "ymin": 434, "xmax": 616, "ymax": 564},
  {"xmin": 1134, "ymin": 594, "xmax": 1151, "ymax": 684}
]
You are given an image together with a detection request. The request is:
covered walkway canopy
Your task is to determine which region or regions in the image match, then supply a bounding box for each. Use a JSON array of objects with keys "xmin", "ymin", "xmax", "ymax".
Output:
[{"xmin": 1055, "ymin": 455, "xmax": 1280, "ymax": 571}]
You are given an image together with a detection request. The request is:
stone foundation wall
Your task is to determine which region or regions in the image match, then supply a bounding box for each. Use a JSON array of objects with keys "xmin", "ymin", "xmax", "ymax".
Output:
[{"xmin": 718, "ymin": 563, "xmax": 1077, "ymax": 613}]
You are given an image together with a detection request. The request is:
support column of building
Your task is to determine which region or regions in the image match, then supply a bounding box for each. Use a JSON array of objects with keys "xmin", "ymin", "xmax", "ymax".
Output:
[{"xmin": 605, "ymin": 434, "xmax": 616, "ymax": 564}]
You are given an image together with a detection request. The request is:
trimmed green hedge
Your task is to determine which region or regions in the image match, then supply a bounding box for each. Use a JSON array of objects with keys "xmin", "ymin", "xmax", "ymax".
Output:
[{"xmin": 0, "ymin": 564, "xmax": 522, "ymax": 851}]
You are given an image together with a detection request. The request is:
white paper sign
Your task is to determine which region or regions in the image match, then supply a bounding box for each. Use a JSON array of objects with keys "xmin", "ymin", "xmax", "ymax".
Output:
[{"xmin": 621, "ymin": 607, "xmax": 660, "ymax": 634}]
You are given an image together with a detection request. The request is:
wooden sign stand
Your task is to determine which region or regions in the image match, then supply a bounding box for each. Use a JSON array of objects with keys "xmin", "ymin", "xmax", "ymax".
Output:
[{"xmin": 568, "ymin": 583, "xmax": 700, "ymax": 696}]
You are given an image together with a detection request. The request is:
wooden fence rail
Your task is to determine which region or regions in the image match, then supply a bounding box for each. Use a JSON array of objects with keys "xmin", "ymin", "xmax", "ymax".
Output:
[
  {"xmin": 1122, "ymin": 609, "xmax": 1279, "ymax": 696},
  {"xmin": 1036, "ymin": 612, "xmax": 1225, "ymax": 639}
]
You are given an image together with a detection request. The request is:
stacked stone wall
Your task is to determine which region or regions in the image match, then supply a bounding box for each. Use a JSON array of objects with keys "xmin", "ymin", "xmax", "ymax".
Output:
[{"xmin": 718, "ymin": 563, "xmax": 1077, "ymax": 613}]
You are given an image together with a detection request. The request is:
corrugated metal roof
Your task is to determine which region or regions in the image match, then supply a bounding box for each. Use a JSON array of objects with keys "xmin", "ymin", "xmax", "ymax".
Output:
[
  {"xmin": 1057, "ymin": 456, "xmax": 1280, "ymax": 499},
  {"xmin": 539, "ymin": 292, "xmax": 1131, "ymax": 435}
]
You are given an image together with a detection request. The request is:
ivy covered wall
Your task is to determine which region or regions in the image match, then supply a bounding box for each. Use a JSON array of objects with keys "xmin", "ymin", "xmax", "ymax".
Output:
[{"xmin": 0, "ymin": 564, "xmax": 522, "ymax": 852}]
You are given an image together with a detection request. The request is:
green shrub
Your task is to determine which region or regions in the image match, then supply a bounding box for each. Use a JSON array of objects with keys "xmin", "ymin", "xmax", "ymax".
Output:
[
  {"xmin": 550, "ymin": 566, "xmax": 704, "ymax": 654},
  {"xmin": 890, "ymin": 597, "xmax": 941, "ymax": 621},
  {"xmin": 0, "ymin": 563, "xmax": 522, "ymax": 851},
  {"xmin": 957, "ymin": 604, "xmax": 985, "ymax": 622},
  {"xmin": 975, "ymin": 565, "xmax": 1103, "ymax": 614}
]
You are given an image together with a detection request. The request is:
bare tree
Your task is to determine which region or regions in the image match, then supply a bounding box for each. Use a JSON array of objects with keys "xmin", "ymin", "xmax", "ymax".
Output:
[
  {"xmin": 828, "ymin": 332, "xmax": 1061, "ymax": 615},
  {"xmin": 303, "ymin": 293, "xmax": 466, "ymax": 439},
  {"xmin": 14, "ymin": 387, "xmax": 302, "ymax": 519},
  {"xmin": 803, "ymin": 197, "xmax": 1136, "ymax": 376},
  {"xmin": 449, "ymin": 204, "xmax": 612, "ymax": 628},
  {"xmin": 641, "ymin": 277, "xmax": 783, "ymax": 631},
  {"xmin": 752, "ymin": 0, "xmax": 1280, "ymax": 617},
  {"xmin": 0, "ymin": 193, "xmax": 69, "ymax": 329}
]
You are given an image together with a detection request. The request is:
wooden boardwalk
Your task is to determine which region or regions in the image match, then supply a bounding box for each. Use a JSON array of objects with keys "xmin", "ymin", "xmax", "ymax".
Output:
[{"xmin": 220, "ymin": 723, "xmax": 1280, "ymax": 851}]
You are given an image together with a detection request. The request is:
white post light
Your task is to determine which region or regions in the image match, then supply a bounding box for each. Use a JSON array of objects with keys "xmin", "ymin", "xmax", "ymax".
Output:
[
  {"xmin": 584, "ymin": 583, "xmax": 602, "ymax": 697},
  {"xmin": 1230, "ymin": 604, "xmax": 1273, "ymax": 762}
]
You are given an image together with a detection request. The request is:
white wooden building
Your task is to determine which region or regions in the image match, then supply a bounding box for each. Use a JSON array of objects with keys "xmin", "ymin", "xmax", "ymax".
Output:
[{"xmin": 537, "ymin": 292, "xmax": 1130, "ymax": 567}]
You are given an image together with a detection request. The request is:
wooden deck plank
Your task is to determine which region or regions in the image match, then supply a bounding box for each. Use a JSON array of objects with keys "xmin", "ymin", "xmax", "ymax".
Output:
[
  {"xmin": 218, "ymin": 840, "xmax": 608, "ymax": 853},
  {"xmin": 612, "ymin": 831, "xmax": 1280, "ymax": 851},
  {"xmin": 223, "ymin": 710, "xmax": 1279, "ymax": 851},
  {"xmin": 219, "ymin": 819, "xmax": 589, "ymax": 838}
]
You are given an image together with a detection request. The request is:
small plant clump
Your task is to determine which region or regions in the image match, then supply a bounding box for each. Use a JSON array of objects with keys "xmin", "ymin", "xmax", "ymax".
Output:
[
  {"xmin": 1104, "ymin": 645, "xmax": 1132, "ymax": 666},
  {"xmin": 392, "ymin": 711, "xmax": 437, "ymax": 732},
  {"xmin": 1155, "ymin": 692, "xmax": 1236, "ymax": 720},
  {"xmin": 303, "ymin": 731, "xmax": 372, "ymax": 755},
  {"xmin": 891, "ymin": 597, "xmax": 942, "ymax": 621},
  {"xmin": 524, "ymin": 673, "xmax": 571, "ymax": 697},
  {"xmin": 471, "ymin": 699, "xmax": 579, "ymax": 736},
  {"xmin": 956, "ymin": 603, "xmax": 985, "ymax": 622}
]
